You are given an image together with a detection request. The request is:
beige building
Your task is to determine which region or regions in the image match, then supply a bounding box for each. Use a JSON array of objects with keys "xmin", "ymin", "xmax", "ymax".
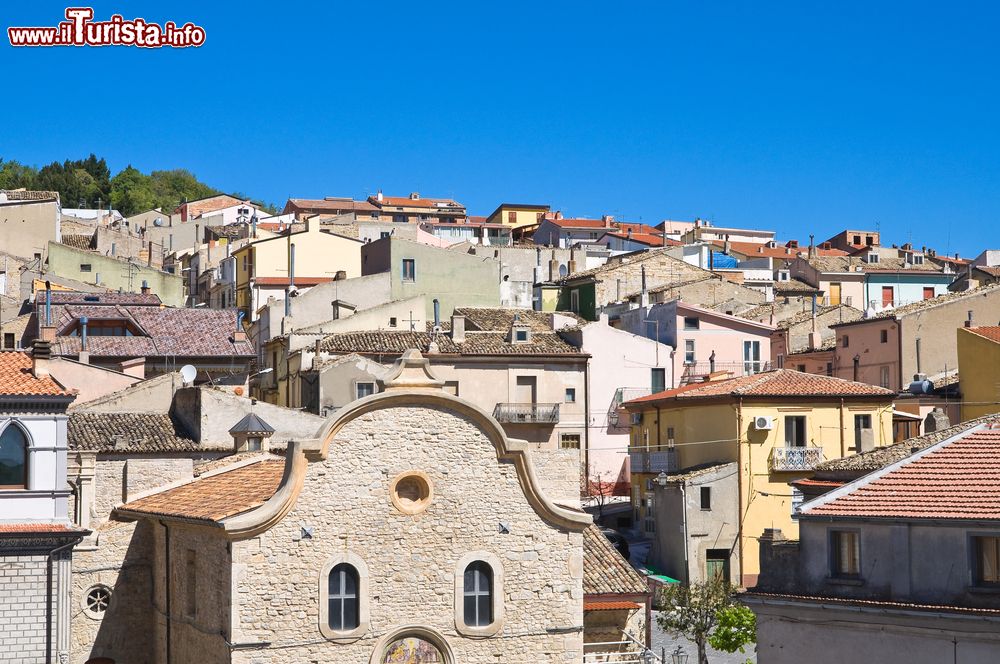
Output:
[
  {"xmin": 0, "ymin": 189, "xmax": 61, "ymax": 260},
  {"xmin": 107, "ymin": 351, "xmax": 589, "ymax": 663}
]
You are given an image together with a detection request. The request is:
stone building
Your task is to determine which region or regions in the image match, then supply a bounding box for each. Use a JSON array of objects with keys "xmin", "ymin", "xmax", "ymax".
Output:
[
  {"xmin": 0, "ymin": 349, "xmax": 86, "ymax": 664},
  {"xmin": 109, "ymin": 350, "xmax": 590, "ymax": 663}
]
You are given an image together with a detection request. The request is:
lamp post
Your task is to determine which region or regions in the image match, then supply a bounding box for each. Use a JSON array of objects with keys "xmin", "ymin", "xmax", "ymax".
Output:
[
  {"xmin": 655, "ymin": 470, "xmax": 669, "ymax": 487},
  {"xmin": 671, "ymin": 645, "xmax": 689, "ymax": 664},
  {"xmin": 640, "ymin": 649, "xmax": 655, "ymax": 664}
]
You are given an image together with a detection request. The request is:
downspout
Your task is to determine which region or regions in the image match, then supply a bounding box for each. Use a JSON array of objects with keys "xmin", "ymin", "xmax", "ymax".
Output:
[
  {"xmin": 583, "ymin": 360, "xmax": 591, "ymax": 491},
  {"xmin": 679, "ymin": 480, "xmax": 691, "ymax": 583},
  {"xmin": 46, "ymin": 536, "xmax": 84, "ymax": 664},
  {"xmin": 839, "ymin": 397, "xmax": 846, "ymax": 458},
  {"xmin": 897, "ymin": 319, "xmax": 904, "ymax": 393},
  {"xmin": 164, "ymin": 521, "xmax": 172, "ymax": 664},
  {"xmin": 736, "ymin": 398, "xmax": 745, "ymax": 585}
]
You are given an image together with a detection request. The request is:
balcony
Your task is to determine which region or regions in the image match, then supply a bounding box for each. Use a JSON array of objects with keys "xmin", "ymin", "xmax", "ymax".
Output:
[
  {"xmin": 679, "ymin": 361, "xmax": 770, "ymax": 385},
  {"xmin": 769, "ymin": 446, "xmax": 825, "ymax": 472},
  {"xmin": 493, "ymin": 403, "xmax": 560, "ymax": 424},
  {"xmin": 629, "ymin": 449, "xmax": 678, "ymax": 474}
]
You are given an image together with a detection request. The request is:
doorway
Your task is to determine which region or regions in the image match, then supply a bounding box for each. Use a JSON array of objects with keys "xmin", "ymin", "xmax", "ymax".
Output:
[
  {"xmin": 706, "ymin": 549, "xmax": 730, "ymax": 582},
  {"xmin": 829, "ymin": 282, "xmax": 842, "ymax": 305}
]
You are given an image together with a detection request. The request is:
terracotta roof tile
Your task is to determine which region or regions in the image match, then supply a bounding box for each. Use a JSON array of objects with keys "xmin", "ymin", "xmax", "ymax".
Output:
[
  {"xmin": 372, "ymin": 195, "xmax": 464, "ymax": 210},
  {"xmin": 286, "ymin": 198, "xmax": 378, "ymax": 213},
  {"xmin": 805, "ymin": 423, "xmax": 1000, "ymax": 520},
  {"xmin": 835, "ymin": 283, "xmax": 1000, "ymax": 323},
  {"xmin": 626, "ymin": 369, "xmax": 894, "ymax": 406},
  {"xmin": 117, "ymin": 459, "xmax": 284, "ymax": 523},
  {"xmin": 0, "ymin": 523, "xmax": 83, "ymax": 534},
  {"xmin": 967, "ymin": 326, "xmax": 1000, "ymax": 344},
  {"xmin": 67, "ymin": 412, "xmax": 230, "ymax": 453},
  {"xmin": 773, "ymin": 278, "xmax": 823, "ymax": 294},
  {"xmin": 583, "ymin": 524, "xmax": 648, "ymax": 595},
  {"xmin": 453, "ymin": 307, "xmax": 586, "ymax": 332},
  {"xmin": 317, "ymin": 329, "xmax": 583, "ymax": 357},
  {"xmin": 583, "ymin": 600, "xmax": 642, "ymax": 611},
  {"xmin": 0, "ymin": 352, "xmax": 73, "ymax": 397}
]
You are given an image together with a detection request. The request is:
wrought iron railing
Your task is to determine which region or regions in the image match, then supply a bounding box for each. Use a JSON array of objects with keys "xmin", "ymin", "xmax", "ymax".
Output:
[
  {"xmin": 769, "ymin": 446, "xmax": 824, "ymax": 471},
  {"xmin": 493, "ymin": 402, "xmax": 560, "ymax": 424},
  {"xmin": 628, "ymin": 449, "xmax": 678, "ymax": 474}
]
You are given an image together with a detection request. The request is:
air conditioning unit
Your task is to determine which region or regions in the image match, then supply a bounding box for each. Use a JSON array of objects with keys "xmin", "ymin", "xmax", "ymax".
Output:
[{"xmin": 754, "ymin": 416, "xmax": 775, "ymax": 430}]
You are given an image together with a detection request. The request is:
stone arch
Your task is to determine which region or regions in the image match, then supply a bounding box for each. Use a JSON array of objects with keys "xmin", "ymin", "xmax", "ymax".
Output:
[{"xmin": 369, "ymin": 624, "xmax": 455, "ymax": 664}]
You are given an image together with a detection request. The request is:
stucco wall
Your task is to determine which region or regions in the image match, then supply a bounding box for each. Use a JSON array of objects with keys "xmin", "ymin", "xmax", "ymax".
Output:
[
  {"xmin": 957, "ymin": 327, "xmax": 1000, "ymax": 420},
  {"xmin": 0, "ymin": 199, "xmax": 60, "ymax": 260}
]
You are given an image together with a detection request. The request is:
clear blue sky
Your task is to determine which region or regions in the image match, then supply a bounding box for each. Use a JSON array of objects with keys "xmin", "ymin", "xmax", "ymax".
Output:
[{"xmin": 2, "ymin": 1, "xmax": 998, "ymax": 256}]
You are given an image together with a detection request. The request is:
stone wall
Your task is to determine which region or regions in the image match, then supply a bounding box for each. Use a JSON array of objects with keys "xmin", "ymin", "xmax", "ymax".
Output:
[{"xmin": 227, "ymin": 404, "xmax": 585, "ymax": 663}]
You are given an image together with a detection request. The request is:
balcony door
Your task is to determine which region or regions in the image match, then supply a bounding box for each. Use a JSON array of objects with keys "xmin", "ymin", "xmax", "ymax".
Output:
[
  {"xmin": 515, "ymin": 376, "xmax": 537, "ymax": 404},
  {"xmin": 829, "ymin": 282, "xmax": 842, "ymax": 305},
  {"xmin": 743, "ymin": 340, "xmax": 761, "ymax": 375}
]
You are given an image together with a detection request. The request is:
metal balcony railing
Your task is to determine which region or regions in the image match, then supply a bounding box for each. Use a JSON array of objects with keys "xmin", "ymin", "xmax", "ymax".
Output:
[
  {"xmin": 679, "ymin": 360, "xmax": 770, "ymax": 385},
  {"xmin": 628, "ymin": 449, "xmax": 678, "ymax": 474},
  {"xmin": 493, "ymin": 402, "xmax": 560, "ymax": 424},
  {"xmin": 770, "ymin": 446, "xmax": 825, "ymax": 472},
  {"xmin": 612, "ymin": 387, "xmax": 654, "ymax": 407}
]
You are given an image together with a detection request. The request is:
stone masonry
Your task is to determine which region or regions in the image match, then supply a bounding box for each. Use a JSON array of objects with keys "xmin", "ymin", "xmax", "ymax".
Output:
[{"xmin": 0, "ymin": 553, "xmax": 54, "ymax": 664}]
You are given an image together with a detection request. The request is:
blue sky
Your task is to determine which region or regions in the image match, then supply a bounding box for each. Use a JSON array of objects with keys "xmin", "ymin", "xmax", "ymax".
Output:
[{"xmin": 2, "ymin": 1, "xmax": 998, "ymax": 256}]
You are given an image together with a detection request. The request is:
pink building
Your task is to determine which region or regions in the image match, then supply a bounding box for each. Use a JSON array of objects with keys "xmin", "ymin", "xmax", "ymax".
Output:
[{"xmin": 619, "ymin": 299, "xmax": 774, "ymax": 386}]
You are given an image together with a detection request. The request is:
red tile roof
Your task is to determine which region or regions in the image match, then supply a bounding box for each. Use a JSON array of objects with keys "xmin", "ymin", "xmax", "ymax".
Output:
[
  {"xmin": 372, "ymin": 195, "xmax": 464, "ymax": 210},
  {"xmin": 0, "ymin": 352, "xmax": 73, "ymax": 397},
  {"xmin": 711, "ymin": 240, "xmax": 848, "ymax": 258},
  {"xmin": 967, "ymin": 326, "xmax": 1000, "ymax": 344},
  {"xmin": 805, "ymin": 423, "xmax": 1000, "ymax": 520},
  {"xmin": 583, "ymin": 600, "xmax": 642, "ymax": 611},
  {"xmin": 117, "ymin": 459, "xmax": 284, "ymax": 524},
  {"xmin": 285, "ymin": 198, "xmax": 378, "ymax": 213},
  {"xmin": 602, "ymin": 231, "xmax": 683, "ymax": 247},
  {"xmin": 626, "ymin": 369, "xmax": 895, "ymax": 406},
  {"xmin": 0, "ymin": 523, "xmax": 82, "ymax": 533},
  {"xmin": 547, "ymin": 217, "xmax": 610, "ymax": 229}
]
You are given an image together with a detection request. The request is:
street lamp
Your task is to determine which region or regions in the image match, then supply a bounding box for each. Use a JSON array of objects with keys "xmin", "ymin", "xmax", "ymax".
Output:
[
  {"xmin": 640, "ymin": 649, "xmax": 655, "ymax": 664},
  {"xmin": 655, "ymin": 470, "xmax": 669, "ymax": 487},
  {"xmin": 671, "ymin": 646, "xmax": 689, "ymax": 664}
]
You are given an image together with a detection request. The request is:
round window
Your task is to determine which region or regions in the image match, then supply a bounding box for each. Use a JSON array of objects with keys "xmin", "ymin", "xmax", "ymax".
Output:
[
  {"xmin": 84, "ymin": 585, "xmax": 112, "ymax": 619},
  {"xmin": 389, "ymin": 471, "xmax": 433, "ymax": 515}
]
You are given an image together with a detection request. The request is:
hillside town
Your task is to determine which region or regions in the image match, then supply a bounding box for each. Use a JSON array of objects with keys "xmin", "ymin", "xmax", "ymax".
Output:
[{"xmin": 1, "ymin": 187, "xmax": 999, "ymax": 664}]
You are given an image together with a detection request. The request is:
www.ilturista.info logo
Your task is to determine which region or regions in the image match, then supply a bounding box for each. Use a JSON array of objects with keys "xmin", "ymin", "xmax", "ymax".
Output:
[{"xmin": 8, "ymin": 7, "xmax": 205, "ymax": 48}]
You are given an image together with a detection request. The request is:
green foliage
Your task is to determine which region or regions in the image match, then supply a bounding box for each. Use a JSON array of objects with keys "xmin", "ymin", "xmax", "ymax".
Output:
[
  {"xmin": 656, "ymin": 576, "xmax": 756, "ymax": 664},
  {"xmin": 1, "ymin": 155, "xmax": 274, "ymax": 217},
  {"xmin": 707, "ymin": 604, "xmax": 756, "ymax": 655}
]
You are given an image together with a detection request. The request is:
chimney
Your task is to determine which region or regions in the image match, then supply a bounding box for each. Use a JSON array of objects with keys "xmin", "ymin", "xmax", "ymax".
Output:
[
  {"xmin": 410, "ymin": 192, "xmax": 420, "ymax": 200},
  {"xmin": 289, "ymin": 243, "xmax": 296, "ymax": 290},
  {"xmin": 334, "ymin": 270, "xmax": 347, "ymax": 281},
  {"xmin": 724, "ymin": 235, "xmax": 731, "ymax": 255},
  {"xmin": 965, "ymin": 310, "xmax": 974, "ymax": 328},
  {"xmin": 808, "ymin": 234, "xmax": 816, "ymax": 259},
  {"xmin": 555, "ymin": 210, "xmax": 563, "ymax": 220},
  {"xmin": 548, "ymin": 251, "xmax": 559, "ymax": 281},
  {"xmin": 376, "ymin": 190, "xmax": 383, "ymax": 203},
  {"xmin": 32, "ymin": 340, "xmax": 51, "ymax": 378},
  {"xmin": 141, "ymin": 280, "xmax": 150, "ymax": 295},
  {"xmin": 602, "ymin": 215, "xmax": 614, "ymax": 228},
  {"xmin": 433, "ymin": 299, "xmax": 441, "ymax": 330},
  {"xmin": 451, "ymin": 314, "xmax": 466, "ymax": 343},
  {"xmin": 80, "ymin": 316, "xmax": 89, "ymax": 351}
]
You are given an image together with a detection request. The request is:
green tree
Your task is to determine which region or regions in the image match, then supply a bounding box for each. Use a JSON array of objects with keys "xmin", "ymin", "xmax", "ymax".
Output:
[
  {"xmin": 35, "ymin": 154, "xmax": 111, "ymax": 208},
  {"xmin": 656, "ymin": 577, "xmax": 756, "ymax": 664},
  {"xmin": 0, "ymin": 158, "xmax": 38, "ymax": 190}
]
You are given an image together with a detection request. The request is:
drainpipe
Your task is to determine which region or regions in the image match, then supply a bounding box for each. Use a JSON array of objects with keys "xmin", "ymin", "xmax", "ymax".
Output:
[
  {"xmin": 839, "ymin": 397, "xmax": 846, "ymax": 457},
  {"xmin": 289, "ymin": 243, "xmax": 296, "ymax": 290},
  {"xmin": 164, "ymin": 522, "xmax": 172, "ymax": 664},
  {"xmin": 45, "ymin": 281, "xmax": 52, "ymax": 326},
  {"xmin": 735, "ymin": 398, "xmax": 745, "ymax": 585},
  {"xmin": 46, "ymin": 536, "xmax": 84, "ymax": 664},
  {"xmin": 583, "ymin": 360, "xmax": 591, "ymax": 491}
]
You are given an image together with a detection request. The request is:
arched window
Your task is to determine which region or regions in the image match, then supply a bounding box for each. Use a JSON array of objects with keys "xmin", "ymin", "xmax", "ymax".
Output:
[
  {"xmin": 327, "ymin": 563, "xmax": 359, "ymax": 631},
  {"xmin": 463, "ymin": 561, "xmax": 493, "ymax": 627},
  {"xmin": 0, "ymin": 424, "xmax": 28, "ymax": 488}
]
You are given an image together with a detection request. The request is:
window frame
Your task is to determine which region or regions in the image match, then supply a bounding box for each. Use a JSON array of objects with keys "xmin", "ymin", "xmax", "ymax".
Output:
[
  {"xmin": 829, "ymin": 529, "xmax": 862, "ymax": 579},
  {"xmin": 355, "ymin": 381, "xmax": 376, "ymax": 400},
  {"xmin": 700, "ymin": 486, "xmax": 712, "ymax": 511},
  {"xmin": 319, "ymin": 552, "xmax": 370, "ymax": 640},
  {"xmin": 0, "ymin": 421, "xmax": 30, "ymax": 489},
  {"xmin": 326, "ymin": 563, "xmax": 360, "ymax": 633},
  {"xmin": 784, "ymin": 415, "xmax": 807, "ymax": 448},
  {"xmin": 559, "ymin": 433, "xmax": 581, "ymax": 449},
  {"xmin": 564, "ymin": 387, "xmax": 576, "ymax": 403},
  {"xmin": 683, "ymin": 316, "xmax": 700, "ymax": 330},
  {"xmin": 684, "ymin": 339, "xmax": 696, "ymax": 364},
  {"xmin": 401, "ymin": 258, "xmax": 416, "ymax": 282},
  {"xmin": 454, "ymin": 552, "xmax": 504, "ymax": 636}
]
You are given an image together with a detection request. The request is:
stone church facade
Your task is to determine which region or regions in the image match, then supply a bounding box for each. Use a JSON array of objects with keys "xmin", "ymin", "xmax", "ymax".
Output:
[{"xmin": 111, "ymin": 350, "xmax": 591, "ymax": 663}]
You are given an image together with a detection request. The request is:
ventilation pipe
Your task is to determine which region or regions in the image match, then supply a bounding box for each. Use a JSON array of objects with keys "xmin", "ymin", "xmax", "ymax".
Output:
[
  {"xmin": 236, "ymin": 310, "xmax": 246, "ymax": 331},
  {"xmin": 289, "ymin": 243, "xmax": 296, "ymax": 290},
  {"xmin": 140, "ymin": 280, "xmax": 150, "ymax": 295},
  {"xmin": 45, "ymin": 281, "xmax": 52, "ymax": 326},
  {"xmin": 80, "ymin": 316, "xmax": 89, "ymax": 351},
  {"xmin": 433, "ymin": 299, "xmax": 441, "ymax": 330}
]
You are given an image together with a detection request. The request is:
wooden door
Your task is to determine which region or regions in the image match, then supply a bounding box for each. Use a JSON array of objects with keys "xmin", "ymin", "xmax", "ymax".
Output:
[
  {"xmin": 829, "ymin": 282, "xmax": 841, "ymax": 305},
  {"xmin": 882, "ymin": 286, "xmax": 894, "ymax": 307}
]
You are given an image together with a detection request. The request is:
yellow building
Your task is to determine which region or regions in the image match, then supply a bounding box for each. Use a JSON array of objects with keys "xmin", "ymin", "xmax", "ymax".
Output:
[
  {"xmin": 232, "ymin": 218, "xmax": 363, "ymax": 320},
  {"xmin": 957, "ymin": 326, "xmax": 1000, "ymax": 421},
  {"xmin": 624, "ymin": 370, "xmax": 894, "ymax": 585},
  {"xmin": 485, "ymin": 203, "xmax": 550, "ymax": 231}
]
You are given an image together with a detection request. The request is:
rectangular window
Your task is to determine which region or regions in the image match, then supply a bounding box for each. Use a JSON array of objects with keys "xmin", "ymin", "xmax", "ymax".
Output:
[
  {"xmin": 842, "ymin": 335, "xmax": 849, "ymax": 348},
  {"xmin": 570, "ymin": 290, "xmax": 580, "ymax": 313},
  {"xmin": 880, "ymin": 366, "xmax": 891, "ymax": 389},
  {"xmin": 380, "ymin": 232, "xmax": 391, "ymax": 239},
  {"xmin": 797, "ymin": 364, "xmax": 806, "ymax": 372},
  {"xmin": 785, "ymin": 416, "xmax": 807, "ymax": 447},
  {"xmin": 700, "ymin": 486, "xmax": 711, "ymax": 510},
  {"xmin": 854, "ymin": 414, "xmax": 872, "ymax": 451},
  {"xmin": 651, "ymin": 368, "xmax": 666, "ymax": 393},
  {"xmin": 777, "ymin": 354, "xmax": 784, "ymax": 368},
  {"xmin": 880, "ymin": 329, "xmax": 888, "ymax": 343},
  {"xmin": 564, "ymin": 388, "xmax": 576, "ymax": 403},
  {"xmin": 560, "ymin": 433, "xmax": 581, "ymax": 449},
  {"xmin": 389, "ymin": 317, "xmax": 398, "ymax": 328},
  {"xmin": 826, "ymin": 362, "xmax": 833, "ymax": 376},
  {"xmin": 743, "ymin": 340, "xmax": 761, "ymax": 374},
  {"xmin": 666, "ymin": 426, "xmax": 675, "ymax": 446},
  {"xmin": 923, "ymin": 286, "xmax": 935, "ymax": 300},
  {"xmin": 852, "ymin": 235, "xmax": 861, "ymax": 245},
  {"xmin": 514, "ymin": 329, "xmax": 528, "ymax": 342},
  {"xmin": 973, "ymin": 536, "xmax": 1000, "ymax": 586},
  {"xmin": 185, "ymin": 549, "xmax": 197, "ymax": 617},
  {"xmin": 80, "ymin": 263, "xmax": 92, "ymax": 272},
  {"xmin": 2, "ymin": 333, "xmax": 13, "ymax": 349},
  {"xmin": 683, "ymin": 316, "xmax": 700, "ymax": 330},
  {"xmin": 356, "ymin": 382, "xmax": 376, "ymax": 399},
  {"xmin": 830, "ymin": 530, "xmax": 860, "ymax": 578},
  {"xmin": 644, "ymin": 493, "xmax": 655, "ymax": 534},
  {"xmin": 684, "ymin": 339, "xmax": 695, "ymax": 364},
  {"xmin": 401, "ymin": 259, "xmax": 416, "ymax": 282},
  {"xmin": 882, "ymin": 286, "xmax": 894, "ymax": 307}
]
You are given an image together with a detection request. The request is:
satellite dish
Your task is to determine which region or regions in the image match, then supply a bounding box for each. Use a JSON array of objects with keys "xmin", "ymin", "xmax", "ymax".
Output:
[{"xmin": 179, "ymin": 365, "xmax": 197, "ymax": 385}]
